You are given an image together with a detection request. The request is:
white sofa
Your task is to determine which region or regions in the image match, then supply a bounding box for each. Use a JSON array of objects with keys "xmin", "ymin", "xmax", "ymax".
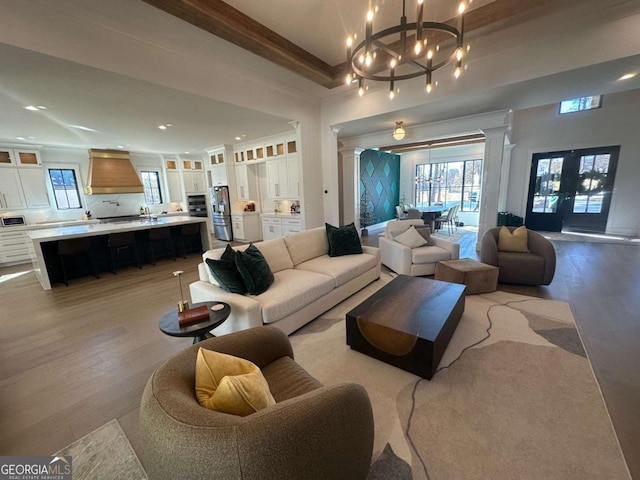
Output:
[
  {"xmin": 379, "ymin": 219, "xmax": 460, "ymax": 276},
  {"xmin": 189, "ymin": 226, "xmax": 381, "ymax": 336}
]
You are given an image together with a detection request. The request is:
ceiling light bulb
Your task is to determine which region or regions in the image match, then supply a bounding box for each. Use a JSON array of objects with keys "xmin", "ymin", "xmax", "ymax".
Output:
[
  {"xmin": 414, "ymin": 42, "xmax": 422, "ymax": 55},
  {"xmin": 393, "ymin": 122, "xmax": 405, "ymax": 140},
  {"xmin": 389, "ymin": 90, "xmax": 395, "ymax": 100},
  {"xmin": 367, "ymin": 10, "xmax": 374, "ymax": 22},
  {"xmin": 365, "ymin": 54, "xmax": 372, "ymax": 67},
  {"xmin": 454, "ymin": 67, "xmax": 461, "ymax": 78},
  {"xmin": 359, "ymin": 54, "xmax": 365, "ymax": 64},
  {"xmin": 346, "ymin": 74, "xmax": 352, "ymax": 85},
  {"xmin": 427, "ymin": 50, "xmax": 433, "ymax": 60},
  {"xmin": 346, "ymin": 37, "xmax": 353, "ymax": 47},
  {"xmin": 619, "ymin": 73, "xmax": 636, "ymax": 80},
  {"xmin": 458, "ymin": 2, "xmax": 466, "ymax": 14},
  {"xmin": 390, "ymin": 58, "xmax": 397, "ymax": 69},
  {"xmin": 456, "ymin": 48, "xmax": 463, "ymax": 61},
  {"xmin": 426, "ymin": 83, "xmax": 432, "ymax": 93},
  {"xmin": 358, "ymin": 87, "xmax": 364, "ymax": 97}
]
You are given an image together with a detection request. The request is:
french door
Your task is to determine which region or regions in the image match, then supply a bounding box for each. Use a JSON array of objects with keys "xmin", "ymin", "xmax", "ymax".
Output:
[{"xmin": 525, "ymin": 145, "xmax": 619, "ymax": 233}]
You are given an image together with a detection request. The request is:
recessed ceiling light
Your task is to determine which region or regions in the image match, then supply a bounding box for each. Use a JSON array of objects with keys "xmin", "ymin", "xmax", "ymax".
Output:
[
  {"xmin": 36, "ymin": 105, "xmax": 47, "ymax": 110},
  {"xmin": 16, "ymin": 136, "xmax": 26, "ymax": 140},
  {"xmin": 23, "ymin": 105, "xmax": 40, "ymax": 111},
  {"xmin": 619, "ymin": 73, "xmax": 636, "ymax": 81},
  {"xmin": 234, "ymin": 136, "xmax": 241, "ymax": 141},
  {"xmin": 117, "ymin": 145, "xmax": 124, "ymax": 149},
  {"xmin": 158, "ymin": 125, "xmax": 167, "ymax": 130}
]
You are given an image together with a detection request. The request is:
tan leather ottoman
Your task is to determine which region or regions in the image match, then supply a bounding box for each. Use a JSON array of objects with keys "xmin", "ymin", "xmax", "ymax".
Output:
[{"xmin": 434, "ymin": 258, "xmax": 499, "ymax": 294}]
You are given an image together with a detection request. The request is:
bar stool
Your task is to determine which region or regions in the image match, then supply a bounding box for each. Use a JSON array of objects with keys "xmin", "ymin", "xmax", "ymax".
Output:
[
  {"xmin": 108, "ymin": 231, "xmax": 142, "ymax": 273},
  {"xmin": 57, "ymin": 237, "xmax": 99, "ymax": 286},
  {"xmin": 147, "ymin": 227, "xmax": 176, "ymax": 265},
  {"xmin": 174, "ymin": 223, "xmax": 202, "ymax": 258}
]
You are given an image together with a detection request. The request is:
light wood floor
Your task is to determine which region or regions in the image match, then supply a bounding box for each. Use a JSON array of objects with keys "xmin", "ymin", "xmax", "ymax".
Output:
[{"xmin": 1, "ymin": 233, "xmax": 639, "ymax": 478}]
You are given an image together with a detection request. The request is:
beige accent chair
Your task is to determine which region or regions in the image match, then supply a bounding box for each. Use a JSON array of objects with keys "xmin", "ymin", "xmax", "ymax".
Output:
[
  {"xmin": 140, "ymin": 327, "xmax": 374, "ymax": 480},
  {"xmin": 480, "ymin": 226, "xmax": 556, "ymax": 285},
  {"xmin": 379, "ymin": 219, "xmax": 460, "ymax": 276}
]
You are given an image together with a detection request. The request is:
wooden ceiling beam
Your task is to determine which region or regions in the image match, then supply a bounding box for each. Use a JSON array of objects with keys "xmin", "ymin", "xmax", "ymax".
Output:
[
  {"xmin": 141, "ymin": 0, "xmax": 338, "ymax": 88},
  {"xmin": 378, "ymin": 133, "xmax": 486, "ymax": 154},
  {"xmin": 143, "ymin": 0, "xmax": 554, "ymax": 89}
]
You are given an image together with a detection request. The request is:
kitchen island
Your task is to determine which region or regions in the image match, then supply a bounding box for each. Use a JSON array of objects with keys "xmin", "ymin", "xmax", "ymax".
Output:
[{"xmin": 26, "ymin": 215, "xmax": 208, "ymax": 290}]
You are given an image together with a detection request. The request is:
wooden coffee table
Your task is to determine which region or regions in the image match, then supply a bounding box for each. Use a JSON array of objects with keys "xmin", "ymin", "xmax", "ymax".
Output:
[{"xmin": 346, "ymin": 275, "xmax": 465, "ymax": 380}]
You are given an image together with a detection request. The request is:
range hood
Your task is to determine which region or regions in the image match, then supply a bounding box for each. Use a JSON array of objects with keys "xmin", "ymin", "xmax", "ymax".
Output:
[{"xmin": 85, "ymin": 149, "xmax": 144, "ymax": 195}]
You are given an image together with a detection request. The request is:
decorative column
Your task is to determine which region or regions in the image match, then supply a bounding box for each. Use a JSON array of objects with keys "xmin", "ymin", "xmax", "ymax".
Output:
[
  {"xmin": 339, "ymin": 147, "xmax": 364, "ymax": 227},
  {"xmin": 477, "ymin": 126, "xmax": 509, "ymax": 250},
  {"xmin": 322, "ymin": 126, "xmax": 342, "ymax": 226},
  {"xmin": 498, "ymin": 143, "xmax": 515, "ymax": 212}
]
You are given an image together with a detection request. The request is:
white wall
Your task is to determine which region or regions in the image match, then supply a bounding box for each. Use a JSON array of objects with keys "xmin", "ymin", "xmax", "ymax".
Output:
[{"xmin": 508, "ymin": 88, "xmax": 640, "ymax": 236}]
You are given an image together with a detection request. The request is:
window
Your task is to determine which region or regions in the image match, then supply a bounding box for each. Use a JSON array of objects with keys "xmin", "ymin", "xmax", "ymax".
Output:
[
  {"xmin": 559, "ymin": 95, "xmax": 601, "ymax": 114},
  {"xmin": 141, "ymin": 171, "xmax": 163, "ymax": 204},
  {"xmin": 415, "ymin": 159, "xmax": 482, "ymax": 212},
  {"xmin": 48, "ymin": 168, "xmax": 81, "ymax": 209}
]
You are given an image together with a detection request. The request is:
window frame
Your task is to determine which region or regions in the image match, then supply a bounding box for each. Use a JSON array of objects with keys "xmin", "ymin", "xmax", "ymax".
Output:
[
  {"xmin": 414, "ymin": 158, "xmax": 482, "ymax": 212},
  {"xmin": 140, "ymin": 169, "xmax": 163, "ymax": 205},
  {"xmin": 47, "ymin": 166, "xmax": 83, "ymax": 210}
]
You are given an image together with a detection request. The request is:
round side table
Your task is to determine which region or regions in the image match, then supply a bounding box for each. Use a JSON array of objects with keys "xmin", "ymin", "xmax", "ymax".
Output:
[{"xmin": 159, "ymin": 301, "xmax": 231, "ymax": 344}]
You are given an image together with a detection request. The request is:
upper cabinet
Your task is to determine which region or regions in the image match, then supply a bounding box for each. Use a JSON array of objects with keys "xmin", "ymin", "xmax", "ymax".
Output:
[
  {"xmin": 0, "ymin": 147, "xmax": 49, "ymax": 210},
  {"xmin": 208, "ymin": 151, "xmax": 225, "ymax": 166},
  {"xmin": 182, "ymin": 159, "xmax": 204, "ymax": 171},
  {"xmin": 265, "ymin": 135, "xmax": 300, "ymax": 199}
]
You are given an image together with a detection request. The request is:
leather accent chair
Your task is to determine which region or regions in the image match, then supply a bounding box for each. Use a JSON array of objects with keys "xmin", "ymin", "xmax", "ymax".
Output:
[
  {"xmin": 480, "ymin": 227, "xmax": 556, "ymax": 285},
  {"xmin": 140, "ymin": 327, "xmax": 374, "ymax": 480}
]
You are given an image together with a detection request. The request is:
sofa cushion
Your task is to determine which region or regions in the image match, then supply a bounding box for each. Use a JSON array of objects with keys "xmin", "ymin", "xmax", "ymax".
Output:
[
  {"xmin": 284, "ymin": 227, "xmax": 329, "ymax": 266},
  {"xmin": 498, "ymin": 226, "xmax": 529, "ymax": 252},
  {"xmin": 326, "ymin": 223, "xmax": 363, "ymax": 257},
  {"xmin": 205, "ymin": 245, "xmax": 246, "ymax": 294},
  {"xmin": 195, "ymin": 348, "xmax": 275, "ymax": 416},
  {"xmin": 385, "ymin": 219, "xmax": 426, "ymax": 239},
  {"xmin": 296, "ymin": 253, "xmax": 378, "ymax": 288},
  {"xmin": 414, "ymin": 225, "xmax": 433, "ymax": 245},
  {"xmin": 257, "ymin": 269, "xmax": 334, "ymax": 324},
  {"xmin": 394, "ymin": 225, "xmax": 428, "ymax": 248},
  {"xmin": 235, "ymin": 244, "xmax": 275, "ymax": 295},
  {"xmin": 411, "ymin": 245, "xmax": 455, "ymax": 264},
  {"xmin": 251, "ymin": 238, "xmax": 294, "ymax": 273}
]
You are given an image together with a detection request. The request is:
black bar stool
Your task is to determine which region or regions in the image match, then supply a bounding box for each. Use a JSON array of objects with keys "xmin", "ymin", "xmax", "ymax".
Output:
[
  {"xmin": 147, "ymin": 227, "xmax": 176, "ymax": 265},
  {"xmin": 174, "ymin": 223, "xmax": 202, "ymax": 258},
  {"xmin": 108, "ymin": 231, "xmax": 142, "ymax": 273},
  {"xmin": 57, "ymin": 237, "xmax": 99, "ymax": 286}
]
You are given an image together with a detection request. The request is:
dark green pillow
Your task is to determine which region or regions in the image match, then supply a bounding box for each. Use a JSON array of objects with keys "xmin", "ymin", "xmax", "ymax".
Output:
[
  {"xmin": 235, "ymin": 244, "xmax": 274, "ymax": 295},
  {"xmin": 205, "ymin": 244, "xmax": 247, "ymax": 294},
  {"xmin": 325, "ymin": 222, "xmax": 363, "ymax": 257}
]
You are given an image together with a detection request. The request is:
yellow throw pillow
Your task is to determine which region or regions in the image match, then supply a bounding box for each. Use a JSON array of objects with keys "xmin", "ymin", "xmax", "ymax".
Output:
[
  {"xmin": 195, "ymin": 348, "xmax": 275, "ymax": 416},
  {"xmin": 498, "ymin": 225, "xmax": 529, "ymax": 252}
]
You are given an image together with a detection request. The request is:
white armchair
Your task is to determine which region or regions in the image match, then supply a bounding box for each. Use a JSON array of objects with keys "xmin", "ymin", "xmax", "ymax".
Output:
[{"xmin": 379, "ymin": 219, "xmax": 460, "ymax": 276}]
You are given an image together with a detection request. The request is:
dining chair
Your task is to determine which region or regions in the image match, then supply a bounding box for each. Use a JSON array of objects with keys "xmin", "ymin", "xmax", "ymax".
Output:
[
  {"xmin": 395, "ymin": 205, "xmax": 407, "ymax": 219},
  {"xmin": 406, "ymin": 208, "xmax": 422, "ymax": 219}
]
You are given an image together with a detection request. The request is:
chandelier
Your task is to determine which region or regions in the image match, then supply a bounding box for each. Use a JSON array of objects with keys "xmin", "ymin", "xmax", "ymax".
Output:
[{"xmin": 346, "ymin": 0, "xmax": 469, "ymax": 98}]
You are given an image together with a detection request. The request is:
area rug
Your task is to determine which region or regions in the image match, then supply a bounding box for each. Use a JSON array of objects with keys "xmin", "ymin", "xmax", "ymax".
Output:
[
  {"xmin": 291, "ymin": 279, "xmax": 631, "ymax": 480},
  {"xmin": 54, "ymin": 419, "xmax": 147, "ymax": 480}
]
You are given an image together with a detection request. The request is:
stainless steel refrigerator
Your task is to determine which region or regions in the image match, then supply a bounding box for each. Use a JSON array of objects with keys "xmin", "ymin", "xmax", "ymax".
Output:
[{"xmin": 210, "ymin": 186, "xmax": 233, "ymax": 241}]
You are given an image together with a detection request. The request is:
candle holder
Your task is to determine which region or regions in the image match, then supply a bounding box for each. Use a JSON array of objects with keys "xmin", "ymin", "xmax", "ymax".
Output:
[{"xmin": 173, "ymin": 270, "xmax": 189, "ymax": 312}]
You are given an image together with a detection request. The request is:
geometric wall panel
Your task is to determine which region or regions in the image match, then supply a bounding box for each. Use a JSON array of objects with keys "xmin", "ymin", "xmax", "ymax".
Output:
[{"xmin": 360, "ymin": 149, "xmax": 401, "ymax": 224}]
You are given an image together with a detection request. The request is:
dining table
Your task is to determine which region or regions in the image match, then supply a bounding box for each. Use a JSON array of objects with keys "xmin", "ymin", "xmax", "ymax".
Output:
[{"xmin": 417, "ymin": 206, "xmax": 444, "ymax": 232}]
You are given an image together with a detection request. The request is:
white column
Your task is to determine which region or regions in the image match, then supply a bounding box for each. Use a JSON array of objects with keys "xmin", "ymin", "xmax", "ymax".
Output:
[
  {"xmin": 498, "ymin": 143, "xmax": 515, "ymax": 212},
  {"xmin": 321, "ymin": 126, "xmax": 342, "ymax": 226},
  {"xmin": 478, "ymin": 126, "xmax": 509, "ymax": 249},
  {"xmin": 339, "ymin": 147, "xmax": 364, "ymax": 227}
]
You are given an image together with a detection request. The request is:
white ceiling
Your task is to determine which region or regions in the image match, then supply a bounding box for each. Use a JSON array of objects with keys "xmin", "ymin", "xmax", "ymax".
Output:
[{"xmin": 0, "ymin": 0, "xmax": 639, "ymax": 155}]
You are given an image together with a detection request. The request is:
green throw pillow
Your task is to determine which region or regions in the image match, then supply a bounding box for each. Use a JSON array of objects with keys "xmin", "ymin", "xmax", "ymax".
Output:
[
  {"xmin": 205, "ymin": 244, "xmax": 247, "ymax": 294},
  {"xmin": 325, "ymin": 222, "xmax": 363, "ymax": 257},
  {"xmin": 235, "ymin": 244, "xmax": 274, "ymax": 295}
]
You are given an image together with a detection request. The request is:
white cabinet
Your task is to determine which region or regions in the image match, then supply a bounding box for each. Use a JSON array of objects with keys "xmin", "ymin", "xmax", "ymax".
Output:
[
  {"xmin": 0, "ymin": 168, "xmax": 27, "ymax": 210},
  {"xmin": 266, "ymin": 158, "xmax": 289, "ymax": 199},
  {"xmin": 236, "ymin": 164, "xmax": 258, "ymax": 201},
  {"xmin": 166, "ymin": 170, "xmax": 184, "ymax": 202},
  {"xmin": 261, "ymin": 217, "xmax": 283, "ymax": 241},
  {"xmin": 0, "ymin": 229, "xmax": 30, "ymax": 265},
  {"xmin": 0, "ymin": 147, "xmax": 48, "ymax": 210},
  {"xmin": 261, "ymin": 216, "xmax": 301, "ymax": 240},
  {"xmin": 282, "ymin": 218, "xmax": 302, "ymax": 235},
  {"xmin": 18, "ymin": 168, "xmax": 49, "ymax": 208},
  {"xmin": 232, "ymin": 214, "xmax": 261, "ymax": 242},
  {"xmin": 266, "ymin": 154, "xmax": 300, "ymax": 199},
  {"xmin": 209, "ymin": 165, "xmax": 228, "ymax": 187},
  {"xmin": 183, "ymin": 171, "xmax": 206, "ymax": 193}
]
